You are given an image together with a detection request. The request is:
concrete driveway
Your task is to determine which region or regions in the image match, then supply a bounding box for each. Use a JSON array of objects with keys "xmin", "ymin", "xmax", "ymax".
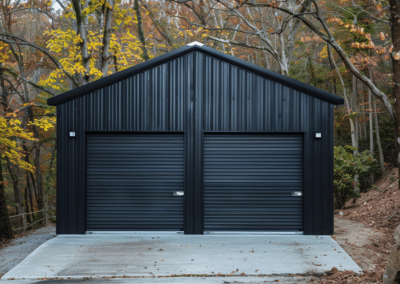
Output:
[{"xmin": 1, "ymin": 234, "xmax": 361, "ymax": 281}]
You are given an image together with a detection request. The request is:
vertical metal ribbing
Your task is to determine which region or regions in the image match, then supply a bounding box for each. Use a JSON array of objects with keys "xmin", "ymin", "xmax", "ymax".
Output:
[
  {"xmin": 57, "ymin": 51, "xmax": 336, "ymax": 235},
  {"xmin": 56, "ymin": 105, "xmax": 62, "ymax": 234},
  {"xmin": 77, "ymin": 96, "xmax": 85, "ymax": 233},
  {"xmin": 328, "ymin": 104, "xmax": 334, "ymax": 235}
]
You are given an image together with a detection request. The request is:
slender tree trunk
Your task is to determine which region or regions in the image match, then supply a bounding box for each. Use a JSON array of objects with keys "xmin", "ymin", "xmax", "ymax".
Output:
[
  {"xmin": 44, "ymin": 142, "xmax": 56, "ymax": 226},
  {"xmin": 134, "ymin": 0, "xmax": 149, "ymax": 61},
  {"xmin": 27, "ymin": 174, "xmax": 35, "ymax": 221},
  {"xmin": 374, "ymin": 102, "xmax": 386, "ymax": 174},
  {"xmin": 34, "ymin": 144, "xmax": 43, "ymax": 210},
  {"xmin": 368, "ymin": 83, "xmax": 374, "ymax": 184},
  {"xmin": 6, "ymin": 162, "xmax": 26, "ymax": 231},
  {"xmin": 0, "ymin": 159, "xmax": 14, "ymax": 241},
  {"xmin": 327, "ymin": 45, "xmax": 357, "ymax": 147},
  {"xmin": 363, "ymin": 98, "xmax": 367, "ymax": 141},
  {"xmin": 389, "ymin": 0, "xmax": 400, "ymax": 190},
  {"xmin": 72, "ymin": 0, "xmax": 90, "ymax": 85},
  {"xmin": 100, "ymin": 0, "xmax": 115, "ymax": 77},
  {"xmin": 352, "ymin": 75, "xmax": 360, "ymax": 195},
  {"xmin": 24, "ymin": 186, "xmax": 31, "ymax": 224},
  {"xmin": 29, "ymin": 171, "xmax": 37, "ymax": 213},
  {"xmin": 353, "ymin": 75, "xmax": 359, "ymax": 150}
]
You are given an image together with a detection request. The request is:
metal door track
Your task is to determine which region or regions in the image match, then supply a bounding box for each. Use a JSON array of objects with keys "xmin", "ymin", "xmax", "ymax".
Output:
[
  {"xmin": 86, "ymin": 231, "xmax": 184, "ymax": 235},
  {"xmin": 204, "ymin": 231, "xmax": 304, "ymax": 235}
]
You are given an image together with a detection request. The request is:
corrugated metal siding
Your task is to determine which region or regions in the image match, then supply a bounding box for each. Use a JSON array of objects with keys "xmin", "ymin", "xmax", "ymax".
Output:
[
  {"xmin": 56, "ymin": 50, "xmax": 334, "ymax": 235},
  {"xmin": 85, "ymin": 133, "xmax": 184, "ymax": 231},
  {"xmin": 203, "ymin": 134, "xmax": 303, "ymax": 231}
]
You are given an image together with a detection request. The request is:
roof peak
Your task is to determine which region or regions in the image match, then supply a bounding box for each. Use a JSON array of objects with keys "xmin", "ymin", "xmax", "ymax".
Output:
[
  {"xmin": 187, "ymin": 41, "xmax": 204, "ymax": 46},
  {"xmin": 48, "ymin": 44, "xmax": 344, "ymax": 106}
]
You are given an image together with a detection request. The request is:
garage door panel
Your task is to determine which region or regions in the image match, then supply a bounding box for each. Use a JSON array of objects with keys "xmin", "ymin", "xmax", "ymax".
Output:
[
  {"xmin": 203, "ymin": 134, "xmax": 303, "ymax": 232},
  {"xmin": 86, "ymin": 133, "xmax": 184, "ymax": 232}
]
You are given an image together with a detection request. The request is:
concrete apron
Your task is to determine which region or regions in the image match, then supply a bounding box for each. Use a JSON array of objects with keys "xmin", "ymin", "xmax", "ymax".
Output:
[{"xmin": 1, "ymin": 235, "xmax": 362, "ymax": 280}]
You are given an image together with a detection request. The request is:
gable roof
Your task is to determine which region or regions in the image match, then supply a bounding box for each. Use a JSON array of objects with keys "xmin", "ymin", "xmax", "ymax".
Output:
[{"xmin": 47, "ymin": 43, "xmax": 344, "ymax": 106}]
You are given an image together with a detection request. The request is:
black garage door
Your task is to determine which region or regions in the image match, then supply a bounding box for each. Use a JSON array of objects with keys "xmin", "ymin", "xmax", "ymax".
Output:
[
  {"xmin": 86, "ymin": 133, "xmax": 185, "ymax": 232},
  {"xmin": 203, "ymin": 134, "xmax": 303, "ymax": 232}
]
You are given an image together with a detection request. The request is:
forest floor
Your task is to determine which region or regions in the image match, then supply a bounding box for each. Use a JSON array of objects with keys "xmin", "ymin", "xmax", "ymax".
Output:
[
  {"xmin": 314, "ymin": 167, "xmax": 400, "ymax": 283},
  {"xmin": 0, "ymin": 168, "xmax": 399, "ymax": 283}
]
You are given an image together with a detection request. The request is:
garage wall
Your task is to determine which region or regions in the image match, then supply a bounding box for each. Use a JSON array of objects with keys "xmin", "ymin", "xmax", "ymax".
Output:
[{"xmin": 56, "ymin": 51, "xmax": 334, "ymax": 235}]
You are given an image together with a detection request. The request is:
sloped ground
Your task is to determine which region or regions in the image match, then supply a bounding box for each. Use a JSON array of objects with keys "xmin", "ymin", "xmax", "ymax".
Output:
[{"xmin": 314, "ymin": 167, "xmax": 400, "ymax": 283}]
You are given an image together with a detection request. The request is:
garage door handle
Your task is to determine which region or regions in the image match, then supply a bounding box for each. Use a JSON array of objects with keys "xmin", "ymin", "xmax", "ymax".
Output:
[
  {"xmin": 292, "ymin": 192, "xmax": 302, "ymax": 196},
  {"xmin": 173, "ymin": 191, "xmax": 184, "ymax": 196}
]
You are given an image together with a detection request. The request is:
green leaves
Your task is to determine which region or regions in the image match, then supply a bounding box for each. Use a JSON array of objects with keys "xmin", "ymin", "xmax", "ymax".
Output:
[{"xmin": 333, "ymin": 145, "xmax": 378, "ymax": 208}]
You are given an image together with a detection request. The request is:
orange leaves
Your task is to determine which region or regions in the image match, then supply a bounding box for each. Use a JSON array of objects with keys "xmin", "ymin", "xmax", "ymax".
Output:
[
  {"xmin": 351, "ymin": 42, "xmax": 375, "ymax": 49},
  {"xmin": 327, "ymin": 17, "xmax": 343, "ymax": 25},
  {"xmin": 379, "ymin": 32, "xmax": 386, "ymax": 41},
  {"xmin": 393, "ymin": 53, "xmax": 400, "ymax": 60}
]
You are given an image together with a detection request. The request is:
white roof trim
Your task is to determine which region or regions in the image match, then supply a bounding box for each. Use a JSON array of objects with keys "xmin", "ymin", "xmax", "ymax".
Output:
[{"xmin": 187, "ymin": 41, "xmax": 204, "ymax": 46}]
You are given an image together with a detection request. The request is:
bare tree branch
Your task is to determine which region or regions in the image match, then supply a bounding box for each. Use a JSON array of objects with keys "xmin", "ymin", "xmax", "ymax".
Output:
[
  {"xmin": 0, "ymin": 33, "xmax": 79, "ymax": 88},
  {"xmin": 2, "ymin": 67, "xmax": 56, "ymax": 97}
]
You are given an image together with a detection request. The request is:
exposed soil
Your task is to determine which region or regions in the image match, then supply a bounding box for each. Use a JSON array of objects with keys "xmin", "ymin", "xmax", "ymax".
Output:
[{"xmin": 314, "ymin": 167, "xmax": 400, "ymax": 283}]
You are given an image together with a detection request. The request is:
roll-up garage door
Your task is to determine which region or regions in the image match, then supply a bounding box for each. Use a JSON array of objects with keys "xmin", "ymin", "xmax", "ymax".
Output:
[
  {"xmin": 203, "ymin": 134, "xmax": 303, "ymax": 233},
  {"xmin": 86, "ymin": 133, "xmax": 185, "ymax": 232}
]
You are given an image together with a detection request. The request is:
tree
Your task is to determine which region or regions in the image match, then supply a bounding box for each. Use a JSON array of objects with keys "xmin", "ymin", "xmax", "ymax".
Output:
[
  {"xmin": 0, "ymin": 116, "xmax": 36, "ymax": 241},
  {"xmin": 232, "ymin": 0, "xmax": 399, "ymax": 188}
]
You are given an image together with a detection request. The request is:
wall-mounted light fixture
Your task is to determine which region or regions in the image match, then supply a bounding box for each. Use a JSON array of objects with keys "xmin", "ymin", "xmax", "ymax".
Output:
[
  {"xmin": 315, "ymin": 132, "xmax": 322, "ymax": 139},
  {"xmin": 69, "ymin": 131, "xmax": 76, "ymax": 138}
]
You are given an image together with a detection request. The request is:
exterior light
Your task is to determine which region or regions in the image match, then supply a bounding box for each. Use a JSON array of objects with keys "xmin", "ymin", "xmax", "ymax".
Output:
[
  {"xmin": 315, "ymin": 132, "xmax": 322, "ymax": 139},
  {"xmin": 69, "ymin": 131, "xmax": 76, "ymax": 138}
]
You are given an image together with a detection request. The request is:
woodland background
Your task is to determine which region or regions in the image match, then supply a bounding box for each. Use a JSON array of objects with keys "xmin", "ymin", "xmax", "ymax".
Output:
[{"xmin": 0, "ymin": 0, "xmax": 399, "ymax": 240}]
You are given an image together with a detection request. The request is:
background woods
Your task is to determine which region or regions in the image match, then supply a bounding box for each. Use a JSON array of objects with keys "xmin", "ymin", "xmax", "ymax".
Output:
[{"xmin": 0, "ymin": 0, "xmax": 398, "ymax": 241}]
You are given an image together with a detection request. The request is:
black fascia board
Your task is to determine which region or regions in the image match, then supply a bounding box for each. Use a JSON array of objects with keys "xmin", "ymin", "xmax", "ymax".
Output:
[{"xmin": 47, "ymin": 44, "xmax": 344, "ymax": 106}]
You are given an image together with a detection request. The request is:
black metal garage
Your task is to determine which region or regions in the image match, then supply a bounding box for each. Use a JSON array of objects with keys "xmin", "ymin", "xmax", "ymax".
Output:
[{"xmin": 47, "ymin": 42, "xmax": 344, "ymax": 235}]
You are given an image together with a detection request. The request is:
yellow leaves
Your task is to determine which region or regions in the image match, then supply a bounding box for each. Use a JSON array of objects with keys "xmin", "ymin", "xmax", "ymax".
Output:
[
  {"xmin": 376, "ymin": 3, "xmax": 382, "ymax": 11},
  {"xmin": 28, "ymin": 117, "xmax": 55, "ymax": 132},
  {"xmin": 0, "ymin": 116, "xmax": 37, "ymax": 172},
  {"xmin": 319, "ymin": 46, "xmax": 328, "ymax": 59}
]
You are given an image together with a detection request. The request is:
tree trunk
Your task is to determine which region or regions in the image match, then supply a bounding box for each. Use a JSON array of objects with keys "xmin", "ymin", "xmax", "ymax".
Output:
[
  {"xmin": 0, "ymin": 159, "xmax": 14, "ymax": 241},
  {"xmin": 72, "ymin": 0, "xmax": 90, "ymax": 85},
  {"xmin": 327, "ymin": 45, "xmax": 357, "ymax": 147},
  {"xmin": 374, "ymin": 101, "xmax": 386, "ymax": 174},
  {"xmin": 44, "ymin": 142, "xmax": 56, "ymax": 226},
  {"xmin": 369, "ymin": 84, "xmax": 374, "ymax": 184},
  {"xmin": 134, "ymin": 0, "xmax": 149, "ymax": 61},
  {"xmin": 29, "ymin": 171, "xmax": 37, "ymax": 213},
  {"xmin": 6, "ymin": 162, "xmax": 26, "ymax": 231},
  {"xmin": 100, "ymin": 0, "xmax": 115, "ymax": 77},
  {"xmin": 24, "ymin": 186, "xmax": 32, "ymax": 224},
  {"xmin": 389, "ymin": 0, "xmax": 400, "ymax": 191},
  {"xmin": 34, "ymin": 144, "xmax": 43, "ymax": 210},
  {"xmin": 353, "ymin": 75, "xmax": 359, "ymax": 150},
  {"xmin": 352, "ymin": 75, "xmax": 360, "ymax": 195}
]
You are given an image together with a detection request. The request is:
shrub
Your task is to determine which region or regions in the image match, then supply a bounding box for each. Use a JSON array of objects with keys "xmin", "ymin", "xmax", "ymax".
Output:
[{"xmin": 333, "ymin": 145, "xmax": 378, "ymax": 209}]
